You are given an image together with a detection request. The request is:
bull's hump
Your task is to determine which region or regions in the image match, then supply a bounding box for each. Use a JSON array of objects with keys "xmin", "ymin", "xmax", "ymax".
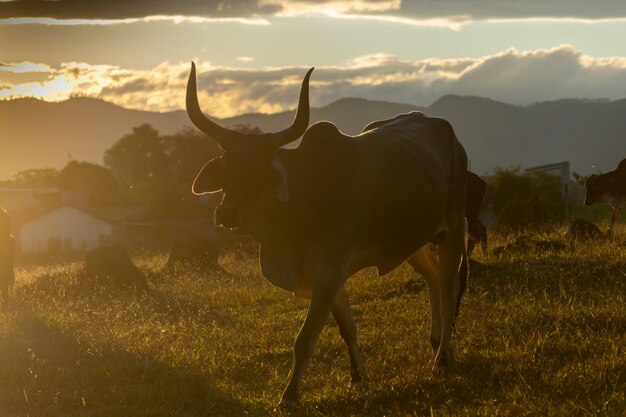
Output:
[{"xmin": 299, "ymin": 121, "xmax": 348, "ymax": 150}]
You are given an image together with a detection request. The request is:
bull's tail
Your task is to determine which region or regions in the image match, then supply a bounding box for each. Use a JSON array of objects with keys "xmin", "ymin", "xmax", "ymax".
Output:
[{"xmin": 455, "ymin": 249, "xmax": 468, "ymax": 320}]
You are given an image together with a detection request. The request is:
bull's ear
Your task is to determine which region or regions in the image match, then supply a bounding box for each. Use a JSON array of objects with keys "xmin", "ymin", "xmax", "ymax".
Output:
[
  {"xmin": 270, "ymin": 155, "xmax": 289, "ymax": 202},
  {"xmin": 193, "ymin": 156, "xmax": 223, "ymax": 195}
]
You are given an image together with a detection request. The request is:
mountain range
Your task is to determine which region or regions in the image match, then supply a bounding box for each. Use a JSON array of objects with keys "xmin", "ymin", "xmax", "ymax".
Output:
[{"xmin": 1, "ymin": 95, "xmax": 625, "ymax": 180}]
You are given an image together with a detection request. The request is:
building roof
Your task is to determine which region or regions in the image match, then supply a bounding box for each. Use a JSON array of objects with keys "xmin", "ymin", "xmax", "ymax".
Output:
[{"xmin": 10, "ymin": 204, "xmax": 146, "ymax": 228}]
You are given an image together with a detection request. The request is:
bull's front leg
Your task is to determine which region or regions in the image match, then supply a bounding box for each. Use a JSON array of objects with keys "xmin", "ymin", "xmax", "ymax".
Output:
[
  {"xmin": 278, "ymin": 274, "xmax": 344, "ymax": 410},
  {"xmin": 331, "ymin": 286, "xmax": 367, "ymax": 386}
]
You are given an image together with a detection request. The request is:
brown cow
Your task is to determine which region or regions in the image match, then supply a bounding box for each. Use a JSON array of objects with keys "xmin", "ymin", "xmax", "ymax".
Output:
[
  {"xmin": 84, "ymin": 245, "xmax": 148, "ymax": 291},
  {"xmin": 584, "ymin": 158, "xmax": 626, "ymax": 231},
  {"xmin": 466, "ymin": 172, "xmax": 488, "ymax": 256}
]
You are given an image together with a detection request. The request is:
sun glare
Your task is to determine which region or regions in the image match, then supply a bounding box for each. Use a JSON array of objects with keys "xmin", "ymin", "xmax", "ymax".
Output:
[{"xmin": 0, "ymin": 74, "xmax": 76, "ymax": 102}]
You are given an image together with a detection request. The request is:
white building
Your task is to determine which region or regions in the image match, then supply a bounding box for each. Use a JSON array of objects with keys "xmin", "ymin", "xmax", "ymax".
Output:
[{"xmin": 15, "ymin": 205, "xmax": 112, "ymax": 253}]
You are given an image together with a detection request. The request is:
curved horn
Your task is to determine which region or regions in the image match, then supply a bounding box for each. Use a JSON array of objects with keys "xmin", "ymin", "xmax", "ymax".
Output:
[
  {"xmin": 272, "ymin": 67, "xmax": 314, "ymax": 147},
  {"xmin": 186, "ymin": 62, "xmax": 232, "ymax": 146}
]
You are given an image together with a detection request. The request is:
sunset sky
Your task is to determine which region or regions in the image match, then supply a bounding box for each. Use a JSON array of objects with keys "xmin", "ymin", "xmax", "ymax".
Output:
[{"xmin": 2, "ymin": 1, "xmax": 626, "ymax": 117}]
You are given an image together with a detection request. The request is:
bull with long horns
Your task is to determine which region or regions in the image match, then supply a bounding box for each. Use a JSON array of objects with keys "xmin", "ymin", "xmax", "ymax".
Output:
[{"xmin": 187, "ymin": 63, "xmax": 468, "ymax": 409}]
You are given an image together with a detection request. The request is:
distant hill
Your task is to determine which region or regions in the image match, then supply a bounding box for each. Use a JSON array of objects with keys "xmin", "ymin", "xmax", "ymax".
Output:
[
  {"xmin": 0, "ymin": 97, "xmax": 189, "ymax": 180},
  {"xmin": 1, "ymin": 95, "xmax": 625, "ymax": 180},
  {"xmin": 427, "ymin": 95, "xmax": 626, "ymax": 176}
]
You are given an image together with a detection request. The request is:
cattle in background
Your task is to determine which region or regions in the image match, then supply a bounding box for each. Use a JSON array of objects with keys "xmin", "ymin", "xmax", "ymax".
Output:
[
  {"xmin": 492, "ymin": 235, "xmax": 566, "ymax": 256},
  {"xmin": 187, "ymin": 63, "xmax": 468, "ymax": 409},
  {"xmin": 465, "ymin": 172, "xmax": 488, "ymax": 256},
  {"xmin": 584, "ymin": 158, "xmax": 626, "ymax": 231},
  {"xmin": 566, "ymin": 218, "xmax": 603, "ymax": 243},
  {"xmin": 84, "ymin": 245, "xmax": 148, "ymax": 291}
]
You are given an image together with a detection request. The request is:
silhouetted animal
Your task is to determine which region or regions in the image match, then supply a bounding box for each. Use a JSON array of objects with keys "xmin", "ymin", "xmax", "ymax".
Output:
[
  {"xmin": 584, "ymin": 158, "xmax": 626, "ymax": 231},
  {"xmin": 165, "ymin": 239, "xmax": 220, "ymax": 269},
  {"xmin": 492, "ymin": 235, "xmax": 566, "ymax": 256},
  {"xmin": 497, "ymin": 195, "xmax": 548, "ymax": 231},
  {"xmin": 187, "ymin": 63, "xmax": 468, "ymax": 408},
  {"xmin": 0, "ymin": 208, "xmax": 15, "ymax": 312},
  {"xmin": 84, "ymin": 245, "xmax": 147, "ymax": 291},
  {"xmin": 466, "ymin": 172, "xmax": 488, "ymax": 255},
  {"xmin": 566, "ymin": 218, "xmax": 603, "ymax": 242}
]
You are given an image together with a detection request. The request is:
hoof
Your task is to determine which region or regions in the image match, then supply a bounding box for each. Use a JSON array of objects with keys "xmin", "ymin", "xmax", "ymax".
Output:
[
  {"xmin": 431, "ymin": 362, "xmax": 448, "ymax": 376},
  {"xmin": 274, "ymin": 398, "xmax": 298, "ymax": 413},
  {"xmin": 349, "ymin": 374, "xmax": 369, "ymax": 390},
  {"xmin": 432, "ymin": 348, "xmax": 453, "ymax": 375},
  {"xmin": 432, "ymin": 356, "xmax": 453, "ymax": 376}
]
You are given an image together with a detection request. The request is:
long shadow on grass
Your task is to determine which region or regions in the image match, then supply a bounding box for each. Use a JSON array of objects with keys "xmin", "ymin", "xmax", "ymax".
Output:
[
  {"xmin": 292, "ymin": 346, "xmax": 620, "ymax": 417},
  {"xmin": 0, "ymin": 304, "xmax": 249, "ymax": 417},
  {"xmin": 287, "ymin": 353, "xmax": 524, "ymax": 416}
]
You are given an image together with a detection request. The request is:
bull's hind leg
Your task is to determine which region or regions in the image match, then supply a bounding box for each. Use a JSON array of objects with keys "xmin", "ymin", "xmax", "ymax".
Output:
[
  {"xmin": 407, "ymin": 246, "xmax": 442, "ymax": 354},
  {"xmin": 331, "ymin": 286, "xmax": 367, "ymax": 385},
  {"xmin": 433, "ymin": 224, "xmax": 465, "ymax": 372}
]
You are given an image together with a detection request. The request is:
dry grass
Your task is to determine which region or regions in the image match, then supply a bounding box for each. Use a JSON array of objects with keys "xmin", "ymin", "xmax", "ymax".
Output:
[{"xmin": 1, "ymin": 228, "xmax": 625, "ymax": 416}]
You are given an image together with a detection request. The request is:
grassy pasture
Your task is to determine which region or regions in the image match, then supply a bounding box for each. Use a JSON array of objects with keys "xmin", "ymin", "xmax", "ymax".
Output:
[{"xmin": 0, "ymin": 229, "xmax": 625, "ymax": 417}]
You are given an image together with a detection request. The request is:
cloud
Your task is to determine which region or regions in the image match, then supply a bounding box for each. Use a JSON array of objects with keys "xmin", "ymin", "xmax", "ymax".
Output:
[
  {"xmin": 0, "ymin": 15, "xmax": 270, "ymax": 25},
  {"xmin": 402, "ymin": 1, "xmax": 626, "ymax": 22},
  {"xmin": 2, "ymin": 0, "xmax": 626, "ymax": 23},
  {"xmin": 269, "ymin": 0, "xmax": 401, "ymax": 15},
  {"xmin": 0, "ymin": 0, "xmax": 279, "ymax": 20},
  {"xmin": 269, "ymin": 0, "xmax": 626, "ymax": 22},
  {"xmin": 0, "ymin": 61, "xmax": 51, "ymax": 73},
  {"xmin": 430, "ymin": 46, "xmax": 626, "ymax": 105},
  {"xmin": 2, "ymin": 46, "xmax": 626, "ymax": 117},
  {"xmin": 0, "ymin": 61, "xmax": 55, "ymax": 85}
]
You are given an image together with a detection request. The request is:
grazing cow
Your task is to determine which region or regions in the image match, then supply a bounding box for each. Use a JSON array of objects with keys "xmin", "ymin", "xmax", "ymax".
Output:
[
  {"xmin": 566, "ymin": 218, "xmax": 603, "ymax": 243},
  {"xmin": 84, "ymin": 245, "xmax": 148, "ymax": 291},
  {"xmin": 584, "ymin": 158, "xmax": 626, "ymax": 231},
  {"xmin": 187, "ymin": 63, "xmax": 468, "ymax": 408},
  {"xmin": 465, "ymin": 172, "xmax": 488, "ymax": 256}
]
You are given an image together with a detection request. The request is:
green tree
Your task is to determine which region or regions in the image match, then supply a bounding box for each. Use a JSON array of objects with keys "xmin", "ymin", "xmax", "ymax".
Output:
[
  {"xmin": 227, "ymin": 123, "xmax": 263, "ymax": 135},
  {"xmin": 161, "ymin": 127, "xmax": 222, "ymax": 192},
  {"xmin": 103, "ymin": 123, "xmax": 258, "ymax": 216},
  {"xmin": 142, "ymin": 127, "xmax": 222, "ymax": 219},
  {"xmin": 104, "ymin": 124, "xmax": 171, "ymax": 203},
  {"xmin": 7, "ymin": 168, "xmax": 59, "ymax": 188},
  {"xmin": 572, "ymin": 171, "xmax": 587, "ymax": 186},
  {"xmin": 58, "ymin": 161, "xmax": 124, "ymax": 206},
  {"xmin": 485, "ymin": 166, "xmax": 565, "ymax": 220}
]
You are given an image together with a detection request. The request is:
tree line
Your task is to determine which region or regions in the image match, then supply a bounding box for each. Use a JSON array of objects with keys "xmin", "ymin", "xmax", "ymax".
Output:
[
  {"xmin": 1, "ymin": 123, "xmax": 565, "ymax": 221},
  {"xmin": 0, "ymin": 124, "xmax": 261, "ymax": 219}
]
